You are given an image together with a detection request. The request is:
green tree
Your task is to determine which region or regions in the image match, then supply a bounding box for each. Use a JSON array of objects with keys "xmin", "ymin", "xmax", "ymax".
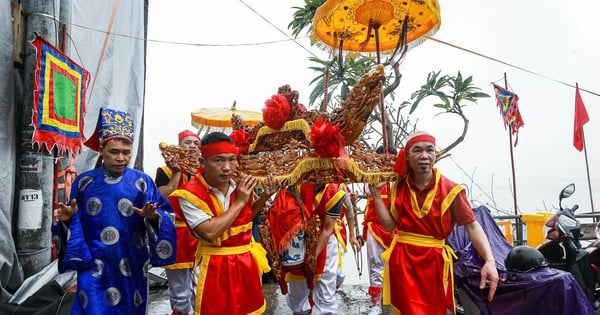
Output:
[{"xmin": 409, "ymin": 71, "xmax": 489, "ymax": 158}]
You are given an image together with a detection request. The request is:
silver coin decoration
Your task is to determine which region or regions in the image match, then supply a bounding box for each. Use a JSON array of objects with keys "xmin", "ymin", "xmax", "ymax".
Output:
[
  {"xmin": 79, "ymin": 290, "xmax": 88, "ymax": 309},
  {"xmin": 155, "ymin": 240, "xmax": 173, "ymax": 259},
  {"xmin": 133, "ymin": 232, "xmax": 144, "ymax": 249},
  {"xmin": 119, "ymin": 258, "xmax": 131, "ymax": 276},
  {"xmin": 78, "ymin": 176, "xmax": 93, "ymax": 191},
  {"xmin": 135, "ymin": 178, "xmax": 147, "ymax": 193},
  {"xmin": 103, "ymin": 287, "xmax": 121, "ymax": 306},
  {"xmin": 86, "ymin": 197, "xmax": 102, "ymax": 216},
  {"xmin": 118, "ymin": 198, "xmax": 134, "ymax": 217},
  {"xmin": 143, "ymin": 261, "xmax": 149, "ymax": 278},
  {"xmin": 91, "ymin": 259, "xmax": 104, "ymax": 277},
  {"xmin": 100, "ymin": 226, "xmax": 120, "ymax": 245},
  {"xmin": 134, "ymin": 290, "xmax": 143, "ymax": 307}
]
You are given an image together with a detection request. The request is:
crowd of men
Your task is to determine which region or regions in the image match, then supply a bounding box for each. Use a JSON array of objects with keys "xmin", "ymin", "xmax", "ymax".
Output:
[{"xmin": 53, "ymin": 107, "xmax": 498, "ymax": 315}]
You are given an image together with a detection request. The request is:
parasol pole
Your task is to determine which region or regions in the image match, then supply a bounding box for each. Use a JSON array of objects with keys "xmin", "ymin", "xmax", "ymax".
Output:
[
  {"xmin": 323, "ymin": 65, "xmax": 330, "ymax": 112},
  {"xmin": 503, "ymin": 73, "xmax": 521, "ymax": 245},
  {"xmin": 373, "ymin": 23, "xmax": 388, "ymax": 152}
]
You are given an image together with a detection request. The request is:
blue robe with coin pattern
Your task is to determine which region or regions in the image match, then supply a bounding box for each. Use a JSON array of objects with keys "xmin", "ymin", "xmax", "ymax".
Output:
[{"xmin": 58, "ymin": 166, "xmax": 176, "ymax": 315}]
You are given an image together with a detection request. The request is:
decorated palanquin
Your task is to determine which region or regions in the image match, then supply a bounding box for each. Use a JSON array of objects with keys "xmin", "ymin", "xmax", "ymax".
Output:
[
  {"xmin": 227, "ymin": 64, "xmax": 399, "ymax": 294},
  {"xmin": 231, "ymin": 64, "xmax": 398, "ymax": 186}
]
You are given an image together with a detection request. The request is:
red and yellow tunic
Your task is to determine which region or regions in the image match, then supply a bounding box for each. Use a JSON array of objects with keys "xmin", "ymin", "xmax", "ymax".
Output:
[
  {"xmin": 156, "ymin": 166, "xmax": 197, "ymax": 269},
  {"xmin": 286, "ymin": 183, "xmax": 346, "ymax": 282},
  {"xmin": 362, "ymin": 185, "xmax": 393, "ymax": 249},
  {"xmin": 383, "ymin": 169, "xmax": 474, "ymax": 315},
  {"xmin": 169, "ymin": 174, "xmax": 267, "ymax": 315},
  {"xmin": 334, "ymin": 184, "xmax": 351, "ymax": 254}
]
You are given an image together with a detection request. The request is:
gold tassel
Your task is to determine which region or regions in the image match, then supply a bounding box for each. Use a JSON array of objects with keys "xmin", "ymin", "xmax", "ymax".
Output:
[{"xmin": 250, "ymin": 157, "xmax": 397, "ymax": 185}]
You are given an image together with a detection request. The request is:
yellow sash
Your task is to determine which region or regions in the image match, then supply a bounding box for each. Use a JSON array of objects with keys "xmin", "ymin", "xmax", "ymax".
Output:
[
  {"xmin": 382, "ymin": 231, "xmax": 457, "ymax": 309},
  {"xmin": 195, "ymin": 241, "xmax": 271, "ymax": 274}
]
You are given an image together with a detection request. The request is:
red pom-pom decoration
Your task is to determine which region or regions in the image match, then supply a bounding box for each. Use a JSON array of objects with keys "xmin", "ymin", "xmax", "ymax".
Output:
[
  {"xmin": 262, "ymin": 94, "xmax": 291, "ymax": 130},
  {"xmin": 310, "ymin": 119, "xmax": 347, "ymax": 158},
  {"xmin": 229, "ymin": 129, "xmax": 250, "ymax": 155}
]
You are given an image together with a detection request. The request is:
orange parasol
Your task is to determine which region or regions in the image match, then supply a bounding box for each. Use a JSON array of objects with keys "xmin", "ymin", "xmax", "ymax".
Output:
[
  {"xmin": 190, "ymin": 102, "xmax": 263, "ymax": 134},
  {"xmin": 312, "ymin": 0, "xmax": 441, "ymax": 152},
  {"xmin": 312, "ymin": 0, "xmax": 441, "ymax": 58}
]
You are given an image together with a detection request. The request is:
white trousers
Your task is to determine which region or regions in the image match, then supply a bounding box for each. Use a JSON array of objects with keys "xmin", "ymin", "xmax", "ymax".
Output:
[
  {"xmin": 286, "ymin": 235, "xmax": 339, "ymax": 315},
  {"xmin": 165, "ymin": 268, "xmax": 194, "ymax": 314},
  {"xmin": 365, "ymin": 231, "xmax": 385, "ymax": 288}
]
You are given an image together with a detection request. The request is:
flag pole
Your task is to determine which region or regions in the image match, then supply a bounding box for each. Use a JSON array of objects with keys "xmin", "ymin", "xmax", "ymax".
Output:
[
  {"xmin": 504, "ymin": 73, "xmax": 521, "ymax": 244},
  {"xmin": 581, "ymin": 131, "xmax": 596, "ymax": 214}
]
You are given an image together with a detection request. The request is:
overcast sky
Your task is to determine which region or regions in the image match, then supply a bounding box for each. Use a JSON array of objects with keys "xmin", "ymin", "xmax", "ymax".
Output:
[{"xmin": 144, "ymin": 1, "xmax": 600, "ymax": 217}]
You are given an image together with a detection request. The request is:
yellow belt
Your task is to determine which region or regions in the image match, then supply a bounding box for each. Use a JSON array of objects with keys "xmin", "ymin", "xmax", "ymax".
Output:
[
  {"xmin": 196, "ymin": 241, "xmax": 271, "ymax": 273},
  {"xmin": 174, "ymin": 219, "xmax": 187, "ymax": 228},
  {"xmin": 382, "ymin": 231, "xmax": 457, "ymax": 308}
]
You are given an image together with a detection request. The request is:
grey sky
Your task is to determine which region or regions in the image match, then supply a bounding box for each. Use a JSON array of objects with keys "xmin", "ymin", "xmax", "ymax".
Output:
[{"xmin": 144, "ymin": 1, "xmax": 600, "ymax": 216}]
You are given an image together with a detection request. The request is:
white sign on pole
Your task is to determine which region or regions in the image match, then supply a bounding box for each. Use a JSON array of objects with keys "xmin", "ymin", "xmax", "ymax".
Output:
[{"xmin": 18, "ymin": 189, "xmax": 43, "ymax": 229}]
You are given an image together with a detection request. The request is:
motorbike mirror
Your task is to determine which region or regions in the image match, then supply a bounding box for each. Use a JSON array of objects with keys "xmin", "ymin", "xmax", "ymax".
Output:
[{"xmin": 559, "ymin": 183, "xmax": 575, "ymax": 206}]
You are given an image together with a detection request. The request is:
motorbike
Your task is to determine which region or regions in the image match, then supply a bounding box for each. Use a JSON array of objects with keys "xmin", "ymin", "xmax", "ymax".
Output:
[{"xmin": 537, "ymin": 183, "xmax": 599, "ymax": 308}]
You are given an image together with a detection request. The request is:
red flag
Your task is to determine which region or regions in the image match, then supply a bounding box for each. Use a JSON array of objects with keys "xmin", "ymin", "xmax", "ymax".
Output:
[{"xmin": 573, "ymin": 83, "xmax": 590, "ymax": 151}]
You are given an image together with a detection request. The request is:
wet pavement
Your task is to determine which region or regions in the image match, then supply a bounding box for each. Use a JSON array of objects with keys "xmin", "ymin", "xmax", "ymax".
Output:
[
  {"xmin": 148, "ymin": 282, "xmax": 383, "ymax": 315},
  {"xmin": 147, "ymin": 250, "xmax": 386, "ymax": 315}
]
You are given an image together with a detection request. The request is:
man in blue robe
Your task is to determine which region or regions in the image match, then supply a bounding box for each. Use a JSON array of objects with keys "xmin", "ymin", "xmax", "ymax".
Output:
[{"xmin": 54, "ymin": 107, "xmax": 176, "ymax": 314}]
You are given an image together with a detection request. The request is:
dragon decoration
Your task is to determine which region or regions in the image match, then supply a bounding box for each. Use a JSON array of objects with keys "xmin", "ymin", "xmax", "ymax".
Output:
[
  {"xmin": 158, "ymin": 63, "xmax": 397, "ymax": 295},
  {"xmin": 158, "ymin": 64, "xmax": 397, "ymax": 184},
  {"xmin": 231, "ymin": 63, "xmax": 397, "ymax": 186}
]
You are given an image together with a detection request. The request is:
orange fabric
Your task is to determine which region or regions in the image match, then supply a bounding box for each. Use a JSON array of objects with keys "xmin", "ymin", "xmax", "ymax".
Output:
[
  {"xmin": 169, "ymin": 172, "xmax": 264, "ymax": 315},
  {"xmin": 288, "ymin": 184, "xmax": 343, "ymax": 278},
  {"xmin": 269, "ymin": 188, "xmax": 310, "ymax": 254},
  {"xmin": 386, "ymin": 171, "xmax": 470, "ymax": 315}
]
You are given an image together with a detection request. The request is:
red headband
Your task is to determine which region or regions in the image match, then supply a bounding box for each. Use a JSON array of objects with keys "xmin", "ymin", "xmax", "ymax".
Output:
[
  {"xmin": 200, "ymin": 141, "xmax": 239, "ymax": 158},
  {"xmin": 405, "ymin": 134, "xmax": 436, "ymax": 150}
]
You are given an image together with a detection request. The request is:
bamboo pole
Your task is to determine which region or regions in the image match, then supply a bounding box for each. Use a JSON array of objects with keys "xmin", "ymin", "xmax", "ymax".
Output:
[
  {"xmin": 504, "ymin": 73, "xmax": 521, "ymax": 244},
  {"xmin": 581, "ymin": 131, "xmax": 596, "ymax": 215}
]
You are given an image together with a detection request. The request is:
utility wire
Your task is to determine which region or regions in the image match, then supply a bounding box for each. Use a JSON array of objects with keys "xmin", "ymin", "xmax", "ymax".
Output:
[
  {"xmin": 237, "ymin": 0, "xmax": 319, "ymax": 58},
  {"xmin": 43, "ymin": 5, "xmax": 600, "ymax": 97},
  {"xmin": 425, "ymin": 36, "xmax": 600, "ymax": 98}
]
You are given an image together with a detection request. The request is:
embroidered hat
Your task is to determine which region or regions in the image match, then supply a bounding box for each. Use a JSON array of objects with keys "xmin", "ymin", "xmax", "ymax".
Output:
[
  {"xmin": 178, "ymin": 130, "xmax": 199, "ymax": 144},
  {"xmin": 84, "ymin": 107, "xmax": 134, "ymax": 151}
]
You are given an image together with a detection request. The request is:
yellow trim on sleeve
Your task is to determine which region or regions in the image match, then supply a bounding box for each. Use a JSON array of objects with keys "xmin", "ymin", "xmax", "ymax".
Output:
[{"xmin": 441, "ymin": 185, "xmax": 464, "ymax": 215}]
